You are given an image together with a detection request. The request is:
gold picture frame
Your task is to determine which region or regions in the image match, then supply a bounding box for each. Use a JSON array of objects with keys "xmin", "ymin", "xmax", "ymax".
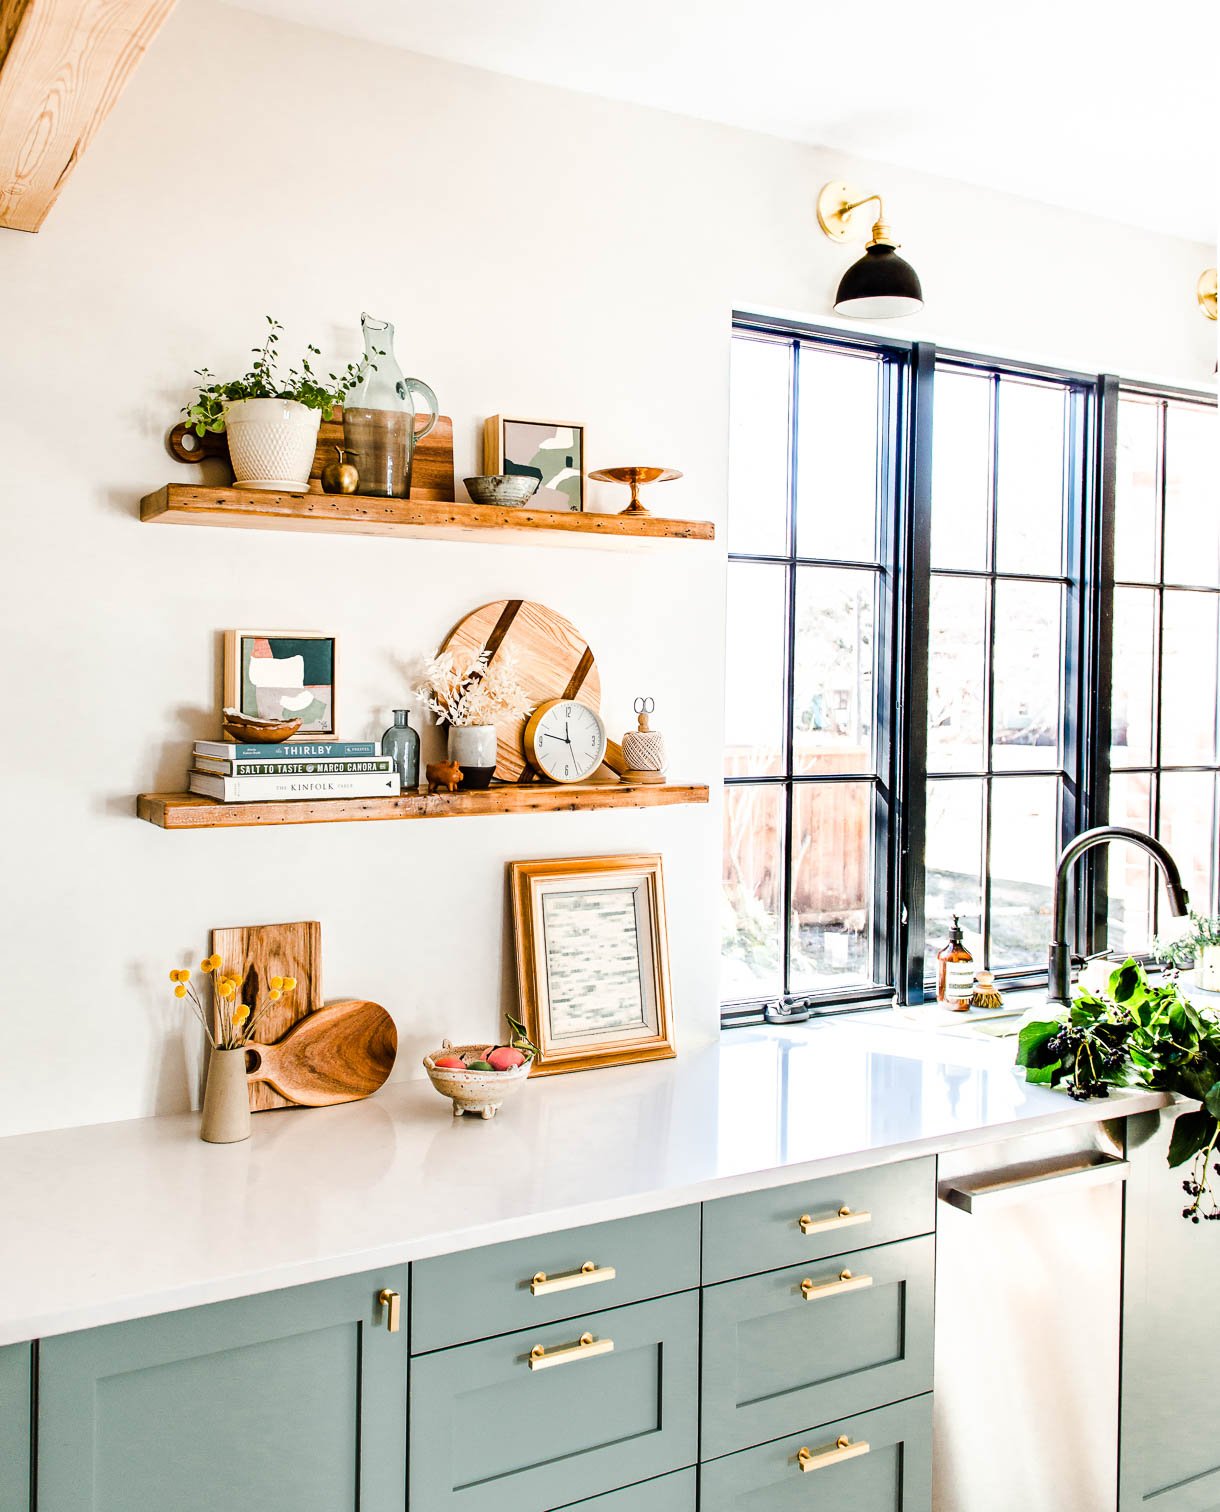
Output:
[
  {"xmin": 509, "ymin": 854, "xmax": 675, "ymax": 1075},
  {"xmin": 222, "ymin": 630, "xmax": 339, "ymax": 740},
  {"xmin": 483, "ymin": 415, "xmax": 586, "ymax": 512}
]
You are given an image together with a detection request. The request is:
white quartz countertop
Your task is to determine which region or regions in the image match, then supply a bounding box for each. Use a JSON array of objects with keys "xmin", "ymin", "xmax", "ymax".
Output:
[{"xmin": 0, "ymin": 1015, "xmax": 1170, "ymax": 1346}]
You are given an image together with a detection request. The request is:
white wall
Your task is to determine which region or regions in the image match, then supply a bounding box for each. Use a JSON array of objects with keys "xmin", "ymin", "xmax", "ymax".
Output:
[{"xmin": 0, "ymin": 0, "xmax": 1213, "ymax": 1137}]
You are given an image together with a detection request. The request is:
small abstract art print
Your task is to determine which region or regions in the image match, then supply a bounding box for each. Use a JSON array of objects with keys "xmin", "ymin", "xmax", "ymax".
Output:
[
  {"xmin": 509, "ymin": 854, "xmax": 674, "ymax": 1075},
  {"xmin": 223, "ymin": 630, "xmax": 338, "ymax": 738},
  {"xmin": 484, "ymin": 415, "xmax": 585, "ymax": 512}
]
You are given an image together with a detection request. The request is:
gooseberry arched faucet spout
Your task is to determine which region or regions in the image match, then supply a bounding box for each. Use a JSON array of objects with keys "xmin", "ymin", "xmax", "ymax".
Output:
[{"xmin": 1048, "ymin": 826, "xmax": 1189, "ymax": 1004}]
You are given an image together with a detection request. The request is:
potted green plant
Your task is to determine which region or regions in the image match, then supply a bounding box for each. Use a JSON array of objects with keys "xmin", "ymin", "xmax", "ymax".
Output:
[
  {"xmin": 184, "ymin": 317, "xmax": 368, "ymax": 494},
  {"xmin": 1157, "ymin": 912, "xmax": 1220, "ymax": 990}
]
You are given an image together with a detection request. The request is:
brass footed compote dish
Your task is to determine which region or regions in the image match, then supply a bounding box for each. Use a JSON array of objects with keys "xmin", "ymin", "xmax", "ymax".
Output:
[{"xmin": 589, "ymin": 465, "xmax": 683, "ymax": 516}]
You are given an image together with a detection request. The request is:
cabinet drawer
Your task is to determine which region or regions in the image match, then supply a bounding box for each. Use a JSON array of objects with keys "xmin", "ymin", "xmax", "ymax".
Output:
[
  {"xmin": 702, "ymin": 1157, "xmax": 935, "ymax": 1283},
  {"xmin": 555, "ymin": 1467, "xmax": 696, "ymax": 1509},
  {"xmin": 411, "ymin": 1204, "xmax": 699, "ymax": 1353},
  {"xmin": 1, "ymin": 1343, "xmax": 31, "ymax": 1512},
  {"xmin": 700, "ymin": 1395, "xmax": 933, "ymax": 1512},
  {"xmin": 701, "ymin": 1235, "xmax": 934, "ymax": 1457},
  {"xmin": 410, "ymin": 1291, "xmax": 698, "ymax": 1511}
]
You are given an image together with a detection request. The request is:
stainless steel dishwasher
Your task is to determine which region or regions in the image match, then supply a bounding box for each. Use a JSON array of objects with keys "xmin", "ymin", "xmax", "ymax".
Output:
[{"xmin": 933, "ymin": 1122, "xmax": 1129, "ymax": 1512}]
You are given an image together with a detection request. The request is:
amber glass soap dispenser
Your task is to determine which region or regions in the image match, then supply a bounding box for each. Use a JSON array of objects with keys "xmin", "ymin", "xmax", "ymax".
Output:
[{"xmin": 937, "ymin": 915, "xmax": 975, "ymax": 1011}]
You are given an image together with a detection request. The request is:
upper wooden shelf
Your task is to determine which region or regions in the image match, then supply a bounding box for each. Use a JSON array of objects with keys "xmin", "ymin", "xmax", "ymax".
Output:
[
  {"xmin": 137, "ymin": 782, "xmax": 710, "ymax": 830},
  {"xmin": 140, "ymin": 485, "xmax": 715, "ymax": 548}
]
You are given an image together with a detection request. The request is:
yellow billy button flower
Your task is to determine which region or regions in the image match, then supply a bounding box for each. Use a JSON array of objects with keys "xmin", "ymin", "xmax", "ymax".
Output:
[
  {"xmin": 270, "ymin": 975, "xmax": 284, "ymax": 991},
  {"xmin": 174, "ymin": 984, "xmax": 187, "ymax": 998},
  {"xmin": 200, "ymin": 957, "xmax": 216, "ymax": 974},
  {"xmin": 231, "ymin": 1004, "xmax": 250, "ymax": 1028},
  {"xmin": 169, "ymin": 969, "xmax": 183, "ymax": 983},
  {"xmin": 269, "ymin": 988, "xmax": 283, "ymax": 1002},
  {"xmin": 283, "ymin": 977, "xmax": 297, "ymax": 992},
  {"xmin": 218, "ymin": 981, "xmax": 236, "ymax": 1000}
]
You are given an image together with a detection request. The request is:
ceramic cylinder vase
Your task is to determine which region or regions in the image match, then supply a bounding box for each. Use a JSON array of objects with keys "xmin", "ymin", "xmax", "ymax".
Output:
[
  {"xmin": 447, "ymin": 724, "xmax": 496, "ymax": 790},
  {"xmin": 224, "ymin": 398, "xmax": 321, "ymax": 493},
  {"xmin": 1200, "ymin": 944, "xmax": 1220, "ymax": 991},
  {"xmin": 200, "ymin": 1047, "xmax": 251, "ymax": 1144}
]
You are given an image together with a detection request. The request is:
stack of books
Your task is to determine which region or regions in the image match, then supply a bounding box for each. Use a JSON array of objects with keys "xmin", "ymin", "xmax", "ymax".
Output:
[{"xmin": 189, "ymin": 740, "xmax": 400, "ymax": 802}]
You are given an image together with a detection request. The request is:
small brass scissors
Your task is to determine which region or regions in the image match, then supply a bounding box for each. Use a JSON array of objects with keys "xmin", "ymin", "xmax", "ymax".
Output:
[{"xmin": 634, "ymin": 696, "xmax": 655, "ymax": 716}]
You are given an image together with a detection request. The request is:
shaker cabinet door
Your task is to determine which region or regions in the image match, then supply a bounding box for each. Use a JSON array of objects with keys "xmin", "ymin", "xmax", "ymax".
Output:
[
  {"xmin": 0, "ymin": 1342, "xmax": 31, "ymax": 1512},
  {"xmin": 37, "ymin": 1268, "xmax": 408, "ymax": 1512}
]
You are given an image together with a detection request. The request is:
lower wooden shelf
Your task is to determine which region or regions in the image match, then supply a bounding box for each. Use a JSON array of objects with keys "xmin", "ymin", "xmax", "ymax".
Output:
[{"xmin": 137, "ymin": 782, "xmax": 709, "ymax": 830}]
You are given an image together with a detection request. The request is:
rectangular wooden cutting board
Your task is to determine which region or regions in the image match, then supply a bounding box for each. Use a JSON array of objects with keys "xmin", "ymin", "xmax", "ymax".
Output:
[{"xmin": 210, "ymin": 920, "xmax": 321, "ymax": 1112}]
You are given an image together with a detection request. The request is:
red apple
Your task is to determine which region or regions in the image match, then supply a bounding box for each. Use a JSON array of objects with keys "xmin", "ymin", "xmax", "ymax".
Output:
[
  {"xmin": 433, "ymin": 1055, "xmax": 466, "ymax": 1069},
  {"xmin": 487, "ymin": 1045, "xmax": 526, "ymax": 1071}
]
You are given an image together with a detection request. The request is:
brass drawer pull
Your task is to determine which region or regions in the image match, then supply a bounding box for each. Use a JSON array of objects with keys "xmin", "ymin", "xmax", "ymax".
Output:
[
  {"xmin": 528, "ymin": 1331, "xmax": 615, "ymax": 1371},
  {"xmin": 798, "ymin": 1435, "xmax": 870, "ymax": 1472},
  {"xmin": 798, "ymin": 1205, "xmax": 871, "ymax": 1236},
  {"xmin": 530, "ymin": 1261, "xmax": 617, "ymax": 1296},
  {"xmin": 800, "ymin": 1268, "xmax": 873, "ymax": 1301},
  {"xmin": 378, "ymin": 1288, "xmax": 401, "ymax": 1333}
]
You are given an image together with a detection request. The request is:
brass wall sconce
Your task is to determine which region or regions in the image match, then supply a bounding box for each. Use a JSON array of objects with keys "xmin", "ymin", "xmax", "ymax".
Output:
[
  {"xmin": 1199, "ymin": 269, "xmax": 1217, "ymax": 321},
  {"xmin": 817, "ymin": 180, "xmax": 923, "ymax": 319}
]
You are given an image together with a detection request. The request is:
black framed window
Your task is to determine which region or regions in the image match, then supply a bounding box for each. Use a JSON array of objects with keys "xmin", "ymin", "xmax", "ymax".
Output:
[
  {"xmin": 1104, "ymin": 389, "xmax": 1220, "ymax": 948},
  {"xmin": 721, "ymin": 330, "xmax": 905, "ymax": 1014},
  {"xmin": 721, "ymin": 318, "xmax": 1216, "ymax": 1023}
]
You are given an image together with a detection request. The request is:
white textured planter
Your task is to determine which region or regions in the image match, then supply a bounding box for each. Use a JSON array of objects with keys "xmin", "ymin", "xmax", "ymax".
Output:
[
  {"xmin": 224, "ymin": 397, "xmax": 321, "ymax": 493},
  {"xmin": 1199, "ymin": 944, "xmax": 1220, "ymax": 991},
  {"xmin": 447, "ymin": 724, "xmax": 497, "ymax": 789}
]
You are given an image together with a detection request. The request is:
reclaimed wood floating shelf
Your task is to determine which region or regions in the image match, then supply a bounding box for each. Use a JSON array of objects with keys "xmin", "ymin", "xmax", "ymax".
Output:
[
  {"xmin": 137, "ymin": 783, "xmax": 710, "ymax": 830},
  {"xmin": 140, "ymin": 485, "xmax": 715, "ymax": 547}
]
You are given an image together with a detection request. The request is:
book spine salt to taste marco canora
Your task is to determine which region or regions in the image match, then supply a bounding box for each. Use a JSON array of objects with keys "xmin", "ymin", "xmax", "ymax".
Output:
[{"xmin": 193, "ymin": 756, "xmax": 395, "ymax": 776}]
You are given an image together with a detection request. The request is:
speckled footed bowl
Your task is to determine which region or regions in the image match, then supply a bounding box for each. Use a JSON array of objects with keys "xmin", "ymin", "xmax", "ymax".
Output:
[
  {"xmin": 422, "ymin": 1040, "xmax": 533, "ymax": 1119},
  {"xmin": 464, "ymin": 475, "xmax": 541, "ymax": 507}
]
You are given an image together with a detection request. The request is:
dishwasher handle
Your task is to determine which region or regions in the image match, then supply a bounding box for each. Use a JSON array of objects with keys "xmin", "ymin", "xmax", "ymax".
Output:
[{"xmin": 939, "ymin": 1153, "xmax": 1129, "ymax": 1214}]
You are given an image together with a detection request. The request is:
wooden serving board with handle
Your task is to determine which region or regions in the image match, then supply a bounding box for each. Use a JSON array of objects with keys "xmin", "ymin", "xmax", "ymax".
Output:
[
  {"xmin": 440, "ymin": 599, "xmax": 611, "ymax": 783},
  {"xmin": 168, "ymin": 408, "xmax": 456, "ymax": 503},
  {"xmin": 244, "ymin": 999, "xmax": 397, "ymax": 1107},
  {"xmin": 210, "ymin": 920, "xmax": 321, "ymax": 1112}
]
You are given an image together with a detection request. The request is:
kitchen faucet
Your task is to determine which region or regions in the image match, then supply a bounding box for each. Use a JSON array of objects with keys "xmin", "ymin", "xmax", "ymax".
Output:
[{"xmin": 1048, "ymin": 826, "xmax": 1190, "ymax": 1004}]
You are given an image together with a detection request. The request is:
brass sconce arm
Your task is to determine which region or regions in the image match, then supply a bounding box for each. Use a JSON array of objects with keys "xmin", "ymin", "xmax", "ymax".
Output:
[{"xmin": 816, "ymin": 181, "xmax": 898, "ymax": 248}]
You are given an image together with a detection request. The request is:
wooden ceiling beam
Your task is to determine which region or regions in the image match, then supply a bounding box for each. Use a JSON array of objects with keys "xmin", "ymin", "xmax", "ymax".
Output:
[{"xmin": 0, "ymin": 0, "xmax": 175, "ymax": 233}]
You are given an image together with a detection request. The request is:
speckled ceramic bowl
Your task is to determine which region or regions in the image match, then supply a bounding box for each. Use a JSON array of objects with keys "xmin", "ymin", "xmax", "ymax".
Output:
[
  {"xmin": 464, "ymin": 475, "xmax": 541, "ymax": 507},
  {"xmin": 422, "ymin": 1040, "xmax": 533, "ymax": 1119}
]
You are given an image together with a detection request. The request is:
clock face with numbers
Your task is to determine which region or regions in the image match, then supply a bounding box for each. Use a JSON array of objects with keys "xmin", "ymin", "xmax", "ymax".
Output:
[{"xmin": 523, "ymin": 699, "xmax": 608, "ymax": 784}]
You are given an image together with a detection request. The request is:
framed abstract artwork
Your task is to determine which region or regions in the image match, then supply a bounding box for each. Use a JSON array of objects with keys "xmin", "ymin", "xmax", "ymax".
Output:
[
  {"xmin": 222, "ymin": 630, "xmax": 338, "ymax": 739},
  {"xmin": 509, "ymin": 854, "xmax": 675, "ymax": 1075},
  {"xmin": 484, "ymin": 415, "xmax": 585, "ymax": 512}
]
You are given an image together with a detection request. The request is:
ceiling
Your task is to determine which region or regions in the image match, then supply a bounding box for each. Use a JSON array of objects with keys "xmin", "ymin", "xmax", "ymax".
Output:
[{"xmin": 216, "ymin": 0, "xmax": 1216, "ymax": 242}]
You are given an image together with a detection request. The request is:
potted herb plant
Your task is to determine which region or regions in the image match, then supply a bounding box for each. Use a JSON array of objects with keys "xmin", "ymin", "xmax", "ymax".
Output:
[
  {"xmin": 1157, "ymin": 911, "xmax": 1220, "ymax": 991},
  {"xmin": 415, "ymin": 648, "xmax": 531, "ymax": 790},
  {"xmin": 183, "ymin": 316, "xmax": 367, "ymax": 494}
]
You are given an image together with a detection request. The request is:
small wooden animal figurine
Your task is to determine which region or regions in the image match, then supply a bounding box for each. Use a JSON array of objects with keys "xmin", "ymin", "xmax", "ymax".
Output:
[
  {"xmin": 426, "ymin": 759, "xmax": 463, "ymax": 794},
  {"xmin": 621, "ymin": 697, "xmax": 668, "ymax": 784}
]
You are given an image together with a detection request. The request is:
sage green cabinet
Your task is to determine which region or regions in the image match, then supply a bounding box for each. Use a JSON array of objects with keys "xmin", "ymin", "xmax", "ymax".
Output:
[
  {"xmin": 410, "ymin": 1290, "xmax": 699, "ymax": 1510},
  {"xmin": 702, "ymin": 1157, "xmax": 936, "ymax": 1284},
  {"xmin": 1121, "ymin": 1107, "xmax": 1220, "ymax": 1511},
  {"xmin": 0, "ymin": 1343, "xmax": 31, "ymax": 1512},
  {"xmin": 556, "ymin": 1468, "xmax": 697, "ymax": 1509},
  {"xmin": 411, "ymin": 1204, "xmax": 700, "ymax": 1353},
  {"xmin": 699, "ymin": 1395, "xmax": 933, "ymax": 1511},
  {"xmin": 701, "ymin": 1234, "xmax": 935, "ymax": 1457},
  {"xmin": 37, "ymin": 1268, "xmax": 408, "ymax": 1512}
]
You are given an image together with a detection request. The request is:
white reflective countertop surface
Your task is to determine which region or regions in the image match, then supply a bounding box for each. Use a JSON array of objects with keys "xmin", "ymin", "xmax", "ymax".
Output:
[{"xmin": 0, "ymin": 1014, "xmax": 1169, "ymax": 1345}]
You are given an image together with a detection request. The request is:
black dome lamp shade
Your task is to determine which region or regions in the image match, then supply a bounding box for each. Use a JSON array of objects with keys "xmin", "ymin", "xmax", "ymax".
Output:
[{"xmin": 817, "ymin": 180, "xmax": 923, "ymax": 319}]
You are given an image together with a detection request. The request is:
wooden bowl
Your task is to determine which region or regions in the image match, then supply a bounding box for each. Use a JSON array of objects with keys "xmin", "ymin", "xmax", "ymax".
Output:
[
  {"xmin": 422, "ymin": 1040, "xmax": 533, "ymax": 1119},
  {"xmin": 221, "ymin": 708, "xmax": 302, "ymax": 744}
]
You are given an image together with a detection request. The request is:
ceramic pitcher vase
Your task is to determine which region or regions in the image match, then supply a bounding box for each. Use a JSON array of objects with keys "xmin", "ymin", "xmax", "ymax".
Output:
[
  {"xmin": 200, "ymin": 1046, "xmax": 251, "ymax": 1144},
  {"xmin": 342, "ymin": 313, "xmax": 439, "ymax": 499}
]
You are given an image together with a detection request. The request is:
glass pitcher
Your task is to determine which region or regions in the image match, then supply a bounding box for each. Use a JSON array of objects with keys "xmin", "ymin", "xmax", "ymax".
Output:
[{"xmin": 342, "ymin": 314, "xmax": 439, "ymax": 499}]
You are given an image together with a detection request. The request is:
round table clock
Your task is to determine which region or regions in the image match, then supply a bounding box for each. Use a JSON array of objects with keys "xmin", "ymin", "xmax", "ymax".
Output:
[{"xmin": 523, "ymin": 699, "xmax": 607, "ymax": 783}]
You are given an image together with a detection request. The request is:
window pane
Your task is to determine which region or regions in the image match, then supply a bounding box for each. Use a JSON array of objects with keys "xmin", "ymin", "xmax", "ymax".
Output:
[
  {"xmin": 1160, "ymin": 590, "xmax": 1219, "ymax": 766},
  {"xmin": 1114, "ymin": 397, "xmax": 1160, "ymax": 583},
  {"xmin": 1158, "ymin": 771, "xmax": 1217, "ymax": 918},
  {"xmin": 1164, "ymin": 404, "xmax": 1219, "ymax": 588},
  {"xmin": 927, "ymin": 575, "xmax": 987, "ymax": 773},
  {"xmin": 1110, "ymin": 586, "xmax": 1157, "ymax": 768},
  {"xmin": 728, "ymin": 337, "xmax": 790, "ymax": 555},
  {"xmin": 931, "ymin": 369, "xmax": 991, "ymax": 571},
  {"xmin": 790, "ymin": 781, "xmax": 874, "ymax": 990},
  {"xmin": 724, "ymin": 562, "xmax": 787, "ymax": 777},
  {"xmin": 925, "ymin": 778, "xmax": 985, "ymax": 964},
  {"xmin": 795, "ymin": 348, "xmax": 880, "ymax": 563},
  {"xmin": 793, "ymin": 566, "xmax": 876, "ymax": 776},
  {"xmin": 992, "ymin": 580, "xmax": 1063, "ymax": 770},
  {"xmin": 1107, "ymin": 772, "xmax": 1154, "ymax": 953},
  {"xmin": 989, "ymin": 776, "xmax": 1060, "ymax": 970},
  {"xmin": 995, "ymin": 378, "xmax": 1067, "ymax": 577},
  {"xmin": 721, "ymin": 784, "xmax": 785, "ymax": 999}
]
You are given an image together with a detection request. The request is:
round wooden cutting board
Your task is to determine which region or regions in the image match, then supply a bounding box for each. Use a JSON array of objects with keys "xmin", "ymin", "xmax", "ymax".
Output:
[{"xmin": 440, "ymin": 600, "xmax": 600, "ymax": 782}]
